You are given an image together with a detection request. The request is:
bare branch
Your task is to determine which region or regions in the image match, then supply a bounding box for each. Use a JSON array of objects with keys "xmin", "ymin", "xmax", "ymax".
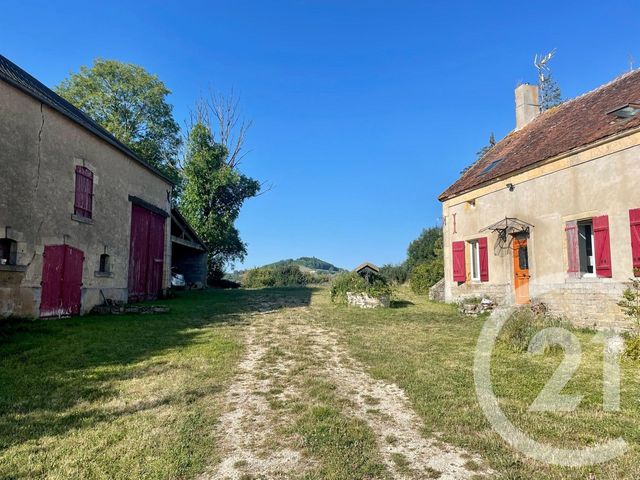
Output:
[{"xmin": 186, "ymin": 88, "xmax": 251, "ymax": 168}]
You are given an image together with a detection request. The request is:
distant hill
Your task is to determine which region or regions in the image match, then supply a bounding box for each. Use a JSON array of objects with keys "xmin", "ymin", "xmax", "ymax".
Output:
[
  {"xmin": 225, "ymin": 257, "xmax": 346, "ymax": 284},
  {"xmin": 263, "ymin": 257, "xmax": 345, "ymax": 273}
]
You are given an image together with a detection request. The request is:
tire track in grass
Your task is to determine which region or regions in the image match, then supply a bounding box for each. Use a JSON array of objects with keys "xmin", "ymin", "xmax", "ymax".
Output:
[{"xmin": 202, "ymin": 296, "xmax": 491, "ymax": 479}]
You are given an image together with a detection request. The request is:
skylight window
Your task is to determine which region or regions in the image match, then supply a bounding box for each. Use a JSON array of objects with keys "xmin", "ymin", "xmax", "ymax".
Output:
[
  {"xmin": 478, "ymin": 158, "xmax": 502, "ymax": 176},
  {"xmin": 607, "ymin": 103, "xmax": 640, "ymax": 119}
]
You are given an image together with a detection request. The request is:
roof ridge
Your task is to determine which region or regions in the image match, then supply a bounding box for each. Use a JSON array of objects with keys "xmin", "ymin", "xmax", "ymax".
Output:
[
  {"xmin": 507, "ymin": 68, "xmax": 640, "ymax": 136},
  {"xmin": 439, "ymin": 68, "xmax": 640, "ymax": 201}
]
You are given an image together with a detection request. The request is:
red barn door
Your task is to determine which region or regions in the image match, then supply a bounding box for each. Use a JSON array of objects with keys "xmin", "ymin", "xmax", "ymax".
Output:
[
  {"xmin": 128, "ymin": 204, "xmax": 165, "ymax": 302},
  {"xmin": 40, "ymin": 245, "xmax": 84, "ymax": 317}
]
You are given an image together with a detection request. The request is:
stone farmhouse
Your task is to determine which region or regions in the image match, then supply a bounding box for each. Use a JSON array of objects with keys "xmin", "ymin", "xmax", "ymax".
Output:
[
  {"xmin": 439, "ymin": 70, "xmax": 640, "ymax": 328},
  {"xmin": 0, "ymin": 54, "xmax": 199, "ymax": 318}
]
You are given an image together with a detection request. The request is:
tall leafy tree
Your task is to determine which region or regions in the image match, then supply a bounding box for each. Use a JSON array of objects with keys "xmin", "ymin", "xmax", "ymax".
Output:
[
  {"xmin": 181, "ymin": 122, "xmax": 260, "ymax": 280},
  {"xmin": 55, "ymin": 59, "xmax": 181, "ymax": 185},
  {"xmin": 406, "ymin": 226, "xmax": 443, "ymax": 270}
]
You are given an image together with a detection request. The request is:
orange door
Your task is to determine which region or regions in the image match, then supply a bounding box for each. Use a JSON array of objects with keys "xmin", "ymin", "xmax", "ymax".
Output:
[{"xmin": 512, "ymin": 237, "xmax": 530, "ymax": 304}]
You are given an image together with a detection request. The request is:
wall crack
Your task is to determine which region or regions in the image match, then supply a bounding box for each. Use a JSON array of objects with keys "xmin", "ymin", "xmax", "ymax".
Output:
[{"xmin": 34, "ymin": 103, "xmax": 45, "ymax": 193}]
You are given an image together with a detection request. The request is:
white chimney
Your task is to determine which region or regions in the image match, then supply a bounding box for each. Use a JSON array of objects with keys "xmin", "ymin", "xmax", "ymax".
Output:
[{"xmin": 515, "ymin": 83, "xmax": 540, "ymax": 130}]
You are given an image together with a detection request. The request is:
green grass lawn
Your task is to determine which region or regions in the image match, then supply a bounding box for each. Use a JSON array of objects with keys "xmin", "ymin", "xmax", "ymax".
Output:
[
  {"xmin": 317, "ymin": 287, "xmax": 640, "ymax": 479},
  {"xmin": 3, "ymin": 286, "xmax": 640, "ymax": 479},
  {"xmin": 0, "ymin": 288, "xmax": 310, "ymax": 480}
]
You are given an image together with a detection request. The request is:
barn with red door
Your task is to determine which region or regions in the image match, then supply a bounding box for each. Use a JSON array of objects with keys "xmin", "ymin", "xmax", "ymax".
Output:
[
  {"xmin": 439, "ymin": 69, "xmax": 640, "ymax": 329},
  {"xmin": 0, "ymin": 54, "xmax": 174, "ymax": 318}
]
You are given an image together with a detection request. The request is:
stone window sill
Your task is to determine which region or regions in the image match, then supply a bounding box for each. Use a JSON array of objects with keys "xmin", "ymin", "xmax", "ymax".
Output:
[
  {"xmin": 71, "ymin": 214, "xmax": 93, "ymax": 225},
  {"xmin": 0, "ymin": 264, "xmax": 27, "ymax": 272},
  {"xmin": 94, "ymin": 271, "xmax": 113, "ymax": 278}
]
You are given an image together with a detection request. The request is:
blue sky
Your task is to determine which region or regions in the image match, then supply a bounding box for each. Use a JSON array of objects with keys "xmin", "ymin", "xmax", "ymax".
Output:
[{"xmin": 3, "ymin": 1, "xmax": 639, "ymax": 269}]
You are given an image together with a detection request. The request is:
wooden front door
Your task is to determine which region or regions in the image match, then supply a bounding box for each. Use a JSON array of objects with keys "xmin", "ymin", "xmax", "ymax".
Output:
[
  {"xmin": 512, "ymin": 236, "xmax": 530, "ymax": 304},
  {"xmin": 40, "ymin": 245, "xmax": 84, "ymax": 317},
  {"xmin": 128, "ymin": 204, "xmax": 165, "ymax": 302}
]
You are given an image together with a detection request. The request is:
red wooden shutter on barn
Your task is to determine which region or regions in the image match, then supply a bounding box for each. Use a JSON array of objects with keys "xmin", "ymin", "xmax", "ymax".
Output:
[
  {"xmin": 593, "ymin": 215, "xmax": 612, "ymax": 278},
  {"xmin": 565, "ymin": 221, "xmax": 580, "ymax": 277},
  {"xmin": 74, "ymin": 166, "xmax": 93, "ymax": 219},
  {"xmin": 630, "ymin": 209, "xmax": 640, "ymax": 276},
  {"xmin": 452, "ymin": 241, "xmax": 466, "ymax": 282},
  {"xmin": 478, "ymin": 237, "xmax": 489, "ymax": 282}
]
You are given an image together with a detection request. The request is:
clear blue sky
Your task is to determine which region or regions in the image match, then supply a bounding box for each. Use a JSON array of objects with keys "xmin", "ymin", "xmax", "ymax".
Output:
[{"xmin": 3, "ymin": 1, "xmax": 639, "ymax": 269}]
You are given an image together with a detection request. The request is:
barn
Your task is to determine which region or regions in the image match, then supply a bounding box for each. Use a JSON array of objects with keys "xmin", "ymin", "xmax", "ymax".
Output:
[{"xmin": 0, "ymin": 54, "xmax": 174, "ymax": 317}]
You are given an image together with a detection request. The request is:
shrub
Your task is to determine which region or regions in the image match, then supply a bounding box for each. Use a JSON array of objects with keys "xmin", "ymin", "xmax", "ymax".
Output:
[
  {"xmin": 619, "ymin": 278, "xmax": 640, "ymax": 327},
  {"xmin": 618, "ymin": 279, "xmax": 640, "ymax": 359},
  {"xmin": 499, "ymin": 308, "xmax": 570, "ymax": 352},
  {"xmin": 410, "ymin": 259, "xmax": 444, "ymax": 294},
  {"xmin": 209, "ymin": 278, "xmax": 241, "ymax": 289},
  {"xmin": 330, "ymin": 271, "xmax": 392, "ymax": 304},
  {"xmin": 624, "ymin": 335, "xmax": 640, "ymax": 360},
  {"xmin": 243, "ymin": 265, "xmax": 308, "ymax": 288},
  {"xmin": 380, "ymin": 264, "xmax": 409, "ymax": 285}
]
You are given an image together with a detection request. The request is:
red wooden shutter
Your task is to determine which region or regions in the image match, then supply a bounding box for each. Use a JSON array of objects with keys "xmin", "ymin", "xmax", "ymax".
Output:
[
  {"xmin": 452, "ymin": 241, "xmax": 466, "ymax": 282},
  {"xmin": 565, "ymin": 221, "xmax": 580, "ymax": 277},
  {"xmin": 478, "ymin": 237, "xmax": 489, "ymax": 282},
  {"xmin": 74, "ymin": 166, "xmax": 94, "ymax": 219},
  {"xmin": 593, "ymin": 215, "xmax": 612, "ymax": 278},
  {"xmin": 630, "ymin": 209, "xmax": 640, "ymax": 276}
]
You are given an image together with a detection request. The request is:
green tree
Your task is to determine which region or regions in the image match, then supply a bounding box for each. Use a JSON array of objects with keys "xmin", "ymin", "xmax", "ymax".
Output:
[
  {"xmin": 535, "ymin": 51, "xmax": 563, "ymax": 111},
  {"xmin": 406, "ymin": 227, "xmax": 443, "ymax": 270},
  {"xmin": 56, "ymin": 59, "xmax": 181, "ymax": 185},
  {"xmin": 181, "ymin": 122, "xmax": 260, "ymax": 281},
  {"xmin": 539, "ymin": 71, "xmax": 563, "ymax": 111},
  {"xmin": 379, "ymin": 264, "xmax": 409, "ymax": 285},
  {"xmin": 410, "ymin": 260, "xmax": 444, "ymax": 294}
]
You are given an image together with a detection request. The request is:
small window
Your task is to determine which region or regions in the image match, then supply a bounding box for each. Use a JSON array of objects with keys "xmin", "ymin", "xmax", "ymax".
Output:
[
  {"xmin": 0, "ymin": 238, "xmax": 17, "ymax": 265},
  {"xmin": 518, "ymin": 245, "xmax": 529, "ymax": 270},
  {"xmin": 578, "ymin": 220, "xmax": 595, "ymax": 276},
  {"xmin": 469, "ymin": 240, "xmax": 481, "ymax": 281},
  {"xmin": 74, "ymin": 166, "xmax": 94, "ymax": 219},
  {"xmin": 99, "ymin": 254, "xmax": 110, "ymax": 273}
]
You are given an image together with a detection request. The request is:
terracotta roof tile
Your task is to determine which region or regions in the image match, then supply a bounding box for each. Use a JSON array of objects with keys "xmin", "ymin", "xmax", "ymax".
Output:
[{"xmin": 439, "ymin": 69, "xmax": 640, "ymax": 201}]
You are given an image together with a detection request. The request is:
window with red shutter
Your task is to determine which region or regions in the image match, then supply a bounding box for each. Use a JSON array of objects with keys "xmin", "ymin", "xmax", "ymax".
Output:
[
  {"xmin": 478, "ymin": 237, "xmax": 489, "ymax": 282},
  {"xmin": 593, "ymin": 215, "xmax": 612, "ymax": 278},
  {"xmin": 565, "ymin": 221, "xmax": 580, "ymax": 277},
  {"xmin": 452, "ymin": 241, "xmax": 466, "ymax": 282},
  {"xmin": 630, "ymin": 209, "xmax": 640, "ymax": 276},
  {"xmin": 74, "ymin": 166, "xmax": 94, "ymax": 219}
]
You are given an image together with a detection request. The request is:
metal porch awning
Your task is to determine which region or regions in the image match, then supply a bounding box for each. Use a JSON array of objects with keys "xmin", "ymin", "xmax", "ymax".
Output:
[{"xmin": 480, "ymin": 217, "xmax": 534, "ymax": 242}]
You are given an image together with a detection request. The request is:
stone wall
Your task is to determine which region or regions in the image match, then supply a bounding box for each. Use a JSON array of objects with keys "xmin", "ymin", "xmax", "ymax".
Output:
[
  {"xmin": 448, "ymin": 282, "xmax": 510, "ymax": 306},
  {"xmin": 428, "ymin": 278, "xmax": 445, "ymax": 302},
  {"xmin": 346, "ymin": 292, "xmax": 390, "ymax": 309},
  {"xmin": 532, "ymin": 281, "xmax": 628, "ymax": 329}
]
